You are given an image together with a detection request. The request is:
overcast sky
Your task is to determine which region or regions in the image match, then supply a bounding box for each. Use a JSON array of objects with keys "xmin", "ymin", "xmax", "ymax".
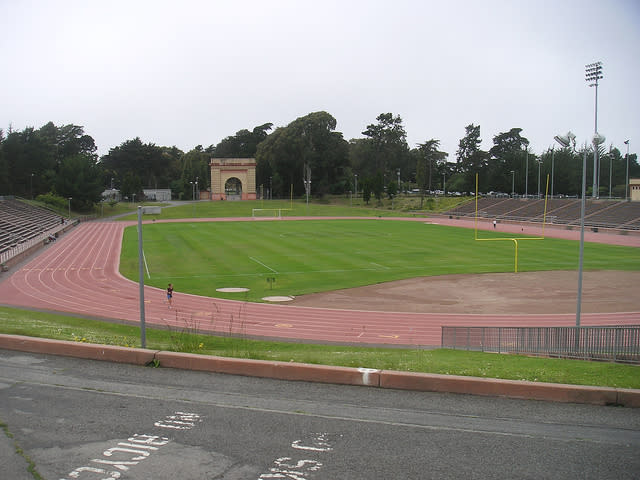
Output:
[{"xmin": 2, "ymin": 0, "xmax": 639, "ymax": 161}]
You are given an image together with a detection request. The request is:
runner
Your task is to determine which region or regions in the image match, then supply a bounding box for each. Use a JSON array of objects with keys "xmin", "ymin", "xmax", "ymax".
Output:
[{"xmin": 167, "ymin": 283, "xmax": 174, "ymax": 308}]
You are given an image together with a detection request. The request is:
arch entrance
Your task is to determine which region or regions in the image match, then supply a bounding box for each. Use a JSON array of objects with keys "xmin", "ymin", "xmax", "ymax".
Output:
[
  {"xmin": 209, "ymin": 158, "xmax": 256, "ymax": 201},
  {"xmin": 225, "ymin": 177, "xmax": 242, "ymax": 201}
]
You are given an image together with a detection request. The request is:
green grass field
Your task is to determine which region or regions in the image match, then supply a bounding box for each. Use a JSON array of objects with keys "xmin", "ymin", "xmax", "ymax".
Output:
[
  {"xmin": 119, "ymin": 219, "xmax": 640, "ymax": 302},
  {"xmin": 115, "ymin": 196, "xmax": 471, "ymax": 221}
]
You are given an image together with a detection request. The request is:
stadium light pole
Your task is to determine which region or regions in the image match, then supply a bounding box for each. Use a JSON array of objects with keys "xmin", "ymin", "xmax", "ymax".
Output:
[
  {"xmin": 554, "ymin": 131, "xmax": 583, "ymax": 327},
  {"xmin": 511, "ymin": 170, "xmax": 515, "ymax": 197},
  {"xmin": 525, "ymin": 149, "xmax": 529, "ymax": 198},
  {"xmin": 537, "ymin": 159, "xmax": 541, "ymax": 199},
  {"xmin": 550, "ymin": 147, "xmax": 555, "ymax": 198},
  {"xmin": 608, "ymin": 145, "xmax": 613, "ymax": 199},
  {"xmin": 624, "ymin": 140, "xmax": 630, "ymax": 201},
  {"xmin": 586, "ymin": 61, "xmax": 603, "ymax": 198}
]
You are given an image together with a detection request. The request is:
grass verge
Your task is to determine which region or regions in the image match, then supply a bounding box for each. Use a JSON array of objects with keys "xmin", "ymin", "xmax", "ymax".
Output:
[{"xmin": 1, "ymin": 307, "xmax": 638, "ymax": 389}]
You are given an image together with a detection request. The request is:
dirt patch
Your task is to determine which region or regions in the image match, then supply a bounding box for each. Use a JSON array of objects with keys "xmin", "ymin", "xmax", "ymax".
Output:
[{"xmin": 288, "ymin": 270, "xmax": 640, "ymax": 314}]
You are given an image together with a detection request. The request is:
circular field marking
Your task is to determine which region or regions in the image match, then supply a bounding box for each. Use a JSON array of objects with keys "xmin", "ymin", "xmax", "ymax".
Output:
[
  {"xmin": 262, "ymin": 295, "xmax": 294, "ymax": 302},
  {"xmin": 216, "ymin": 287, "xmax": 250, "ymax": 293}
]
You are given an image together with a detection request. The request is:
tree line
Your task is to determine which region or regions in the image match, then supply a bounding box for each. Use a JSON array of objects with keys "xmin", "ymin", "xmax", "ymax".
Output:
[{"xmin": 0, "ymin": 114, "xmax": 638, "ymax": 211}]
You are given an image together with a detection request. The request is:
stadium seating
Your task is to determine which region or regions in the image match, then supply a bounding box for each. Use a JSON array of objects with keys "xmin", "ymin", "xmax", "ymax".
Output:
[
  {"xmin": 444, "ymin": 197, "xmax": 640, "ymax": 230},
  {"xmin": 0, "ymin": 198, "xmax": 64, "ymax": 255}
]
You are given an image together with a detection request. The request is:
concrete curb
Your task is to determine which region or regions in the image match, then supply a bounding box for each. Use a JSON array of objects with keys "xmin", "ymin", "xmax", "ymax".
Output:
[
  {"xmin": 0, "ymin": 334, "xmax": 155, "ymax": 366},
  {"xmin": 1, "ymin": 334, "xmax": 638, "ymax": 408}
]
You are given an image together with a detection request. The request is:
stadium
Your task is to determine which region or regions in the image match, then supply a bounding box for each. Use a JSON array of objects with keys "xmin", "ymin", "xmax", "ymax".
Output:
[{"xmin": 1, "ymin": 195, "xmax": 639, "ymax": 362}]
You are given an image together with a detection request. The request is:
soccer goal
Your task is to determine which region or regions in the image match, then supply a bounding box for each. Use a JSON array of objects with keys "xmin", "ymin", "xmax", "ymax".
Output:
[{"xmin": 252, "ymin": 208, "xmax": 291, "ymax": 219}]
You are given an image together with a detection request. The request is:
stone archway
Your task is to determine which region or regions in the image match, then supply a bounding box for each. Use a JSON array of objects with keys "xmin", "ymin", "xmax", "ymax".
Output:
[
  {"xmin": 225, "ymin": 177, "xmax": 242, "ymax": 201},
  {"xmin": 209, "ymin": 158, "xmax": 256, "ymax": 201}
]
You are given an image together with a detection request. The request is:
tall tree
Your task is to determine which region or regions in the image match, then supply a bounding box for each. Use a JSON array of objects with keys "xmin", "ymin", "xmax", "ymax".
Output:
[
  {"xmin": 456, "ymin": 124, "xmax": 489, "ymax": 193},
  {"xmin": 100, "ymin": 138, "xmax": 179, "ymax": 195},
  {"xmin": 361, "ymin": 113, "xmax": 409, "ymax": 178},
  {"xmin": 214, "ymin": 123, "xmax": 273, "ymax": 158},
  {"xmin": 416, "ymin": 139, "xmax": 448, "ymax": 206},
  {"xmin": 256, "ymin": 112, "xmax": 349, "ymax": 197},
  {"xmin": 488, "ymin": 128, "xmax": 529, "ymax": 193},
  {"xmin": 55, "ymin": 154, "xmax": 104, "ymax": 210}
]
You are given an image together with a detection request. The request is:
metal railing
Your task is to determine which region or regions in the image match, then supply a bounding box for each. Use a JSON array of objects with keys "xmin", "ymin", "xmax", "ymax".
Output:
[
  {"xmin": 441, "ymin": 326, "xmax": 640, "ymax": 364},
  {"xmin": 0, "ymin": 220, "xmax": 77, "ymax": 266}
]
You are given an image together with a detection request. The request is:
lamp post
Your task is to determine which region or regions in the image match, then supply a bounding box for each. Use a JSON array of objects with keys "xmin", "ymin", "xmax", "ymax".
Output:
[
  {"xmin": 195, "ymin": 177, "xmax": 199, "ymax": 201},
  {"xmin": 397, "ymin": 168, "xmax": 401, "ymax": 192},
  {"xmin": 511, "ymin": 170, "xmax": 515, "ymax": 197},
  {"xmin": 586, "ymin": 61, "xmax": 603, "ymax": 198},
  {"xmin": 624, "ymin": 140, "xmax": 630, "ymax": 201},
  {"xmin": 554, "ymin": 131, "xmax": 584, "ymax": 327},
  {"xmin": 608, "ymin": 145, "xmax": 612, "ymax": 199},
  {"xmin": 354, "ymin": 173, "xmax": 358, "ymax": 198},
  {"xmin": 525, "ymin": 149, "xmax": 529, "ymax": 198},
  {"xmin": 68, "ymin": 197, "xmax": 72, "ymax": 219},
  {"xmin": 550, "ymin": 147, "xmax": 555, "ymax": 198},
  {"xmin": 537, "ymin": 159, "xmax": 541, "ymax": 199},
  {"xmin": 30, "ymin": 173, "xmax": 34, "ymax": 199}
]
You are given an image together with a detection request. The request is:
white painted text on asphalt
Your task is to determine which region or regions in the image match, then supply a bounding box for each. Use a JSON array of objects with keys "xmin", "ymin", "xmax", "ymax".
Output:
[{"xmin": 60, "ymin": 411, "xmax": 202, "ymax": 480}]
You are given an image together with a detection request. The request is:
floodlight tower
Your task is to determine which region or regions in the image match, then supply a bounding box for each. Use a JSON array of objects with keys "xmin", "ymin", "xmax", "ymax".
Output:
[
  {"xmin": 585, "ymin": 61, "xmax": 603, "ymax": 198},
  {"xmin": 624, "ymin": 140, "xmax": 630, "ymax": 201},
  {"xmin": 555, "ymin": 131, "xmax": 584, "ymax": 327}
]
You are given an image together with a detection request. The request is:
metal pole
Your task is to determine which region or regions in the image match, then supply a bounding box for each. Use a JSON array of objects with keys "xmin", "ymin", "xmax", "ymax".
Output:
[
  {"xmin": 608, "ymin": 147, "xmax": 612, "ymax": 199},
  {"xmin": 511, "ymin": 170, "xmax": 515, "ymax": 197},
  {"xmin": 576, "ymin": 145, "xmax": 587, "ymax": 328},
  {"xmin": 525, "ymin": 150, "xmax": 529, "ymax": 197},
  {"xmin": 625, "ymin": 140, "xmax": 630, "ymax": 201},
  {"xmin": 593, "ymin": 81, "xmax": 599, "ymax": 198},
  {"xmin": 137, "ymin": 206, "xmax": 146, "ymax": 348},
  {"xmin": 550, "ymin": 148, "xmax": 555, "ymax": 198},
  {"xmin": 537, "ymin": 159, "xmax": 541, "ymax": 198}
]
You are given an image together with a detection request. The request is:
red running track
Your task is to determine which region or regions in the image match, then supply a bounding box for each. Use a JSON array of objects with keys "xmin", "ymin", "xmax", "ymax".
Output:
[{"xmin": 0, "ymin": 219, "xmax": 638, "ymax": 347}]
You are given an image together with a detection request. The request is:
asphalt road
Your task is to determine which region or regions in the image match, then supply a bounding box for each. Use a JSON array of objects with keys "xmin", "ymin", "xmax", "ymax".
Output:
[{"xmin": 1, "ymin": 349, "xmax": 639, "ymax": 480}]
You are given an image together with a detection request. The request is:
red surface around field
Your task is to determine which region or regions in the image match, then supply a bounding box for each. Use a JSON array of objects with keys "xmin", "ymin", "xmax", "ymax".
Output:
[{"xmin": 0, "ymin": 217, "xmax": 638, "ymax": 346}]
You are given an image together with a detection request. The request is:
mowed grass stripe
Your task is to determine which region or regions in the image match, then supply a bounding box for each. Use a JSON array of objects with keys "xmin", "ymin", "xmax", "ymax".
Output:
[{"xmin": 120, "ymin": 220, "xmax": 640, "ymax": 302}]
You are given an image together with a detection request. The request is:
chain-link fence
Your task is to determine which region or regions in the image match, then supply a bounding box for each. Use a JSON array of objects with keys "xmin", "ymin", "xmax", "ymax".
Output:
[{"xmin": 441, "ymin": 325, "xmax": 640, "ymax": 364}]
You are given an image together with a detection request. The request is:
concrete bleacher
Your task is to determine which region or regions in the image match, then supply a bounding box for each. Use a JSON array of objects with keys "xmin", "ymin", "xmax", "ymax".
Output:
[
  {"xmin": 444, "ymin": 197, "xmax": 640, "ymax": 231},
  {"xmin": 0, "ymin": 198, "xmax": 64, "ymax": 256}
]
